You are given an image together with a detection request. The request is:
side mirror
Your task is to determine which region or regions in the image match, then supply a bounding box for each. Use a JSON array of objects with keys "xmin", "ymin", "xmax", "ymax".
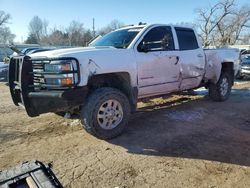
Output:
[
  {"xmin": 3, "ymin": 56, "xmax": 10, "ymax": 64},
  {"xmin": 138, "ymin": 41, "xmax": 149, "ymax": 53},
  {"xmin": 161, "ymin": 38, "xmax": 169, "ymax": 50}
]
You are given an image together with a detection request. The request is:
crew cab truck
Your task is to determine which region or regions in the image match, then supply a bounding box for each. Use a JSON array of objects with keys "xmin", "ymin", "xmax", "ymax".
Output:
[{"xmin": 9, "ymin": 24, "xmax": 240, "ymax": 139}]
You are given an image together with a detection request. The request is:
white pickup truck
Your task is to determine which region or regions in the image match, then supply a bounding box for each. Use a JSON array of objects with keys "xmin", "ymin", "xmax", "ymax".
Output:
[{"xmin": 9, "ymin": 24, "xmax": 240, "ymax": 139}]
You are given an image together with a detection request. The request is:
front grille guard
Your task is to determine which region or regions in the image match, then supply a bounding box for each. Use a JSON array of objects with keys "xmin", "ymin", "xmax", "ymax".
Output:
[
  {"xmin": 9, "ymin": 56, "xmax": 34, "ymax": 110},
  {"xmin": 8, "ymin": 55, "xmax": 80, "ymax": 116}
]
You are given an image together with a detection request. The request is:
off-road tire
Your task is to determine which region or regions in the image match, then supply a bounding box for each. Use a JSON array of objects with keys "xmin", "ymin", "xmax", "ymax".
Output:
[
  {"xmin": 80, "ymin": 87, "xmax": 130, "ymax": 139},
  {"xmin": 209, "ymin": 72, "xmax": 232, "ymax": 102}
]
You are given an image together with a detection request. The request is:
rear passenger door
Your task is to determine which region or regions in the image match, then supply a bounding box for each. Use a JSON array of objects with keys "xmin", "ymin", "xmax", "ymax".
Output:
[{"xmin": 175, "ymin": 27, "xmax": 206, "ymax": 90}]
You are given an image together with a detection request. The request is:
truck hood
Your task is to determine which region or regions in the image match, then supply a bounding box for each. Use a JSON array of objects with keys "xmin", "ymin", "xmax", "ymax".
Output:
[
  {"xmin": 28, "ymin": 46, "xmax": 136, "ymax": 87},
  {"xmin": 29, "ymin": 46, "xmax": 117, "ymax": 58}
]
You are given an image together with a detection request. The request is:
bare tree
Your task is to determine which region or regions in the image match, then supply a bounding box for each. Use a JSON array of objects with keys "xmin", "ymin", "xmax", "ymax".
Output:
[
  {"xmin": 241, "ymin": 33, "xmax": 250, "ymax": 44},
  {"xmin": 65, "ymin": 21, "xmax": 93, "ymax": 46},
  {"xmin": 82, "ymin": 29, "xmax": 93, "ymax": 46},
  {"xmin": 28, "ymin": 16, "xmax": 48, "ymax": 42},
  {"xmin": 196, "ymin": 0, "xmax": 250, "ymax": 47},
  {"xmin": 26, "ymin": 18, "xmax": 123, "ymax": 46},
  {"xmin": 66, "ymin": 21, "xmax": 85, "ymax": 46},
  {"xmin": 41, "ymin": 27, "xmax": 68, "ymax": 46},
  {"xmin": 0, "ymin": 27, "xmax": 15, "ymax": 43},
  {"xmin": 25, "ymin": 33, "xmax": 39, "ymax": 44},
  {"xmin": 0, "ymin": 10, "xmax": 11, "ymax": 27},
  {"xmin": 98, "ymin": 19, "xmax": 124, "ymax": 35},
  {"xmin": 196, "ymin": 0, "xmax": 236, "ymax": 47},
  {"xmin": 0, "ymin": 10, "xmax": 15, "ymax": 44},
  {"xmin": 215, "ymin": 5, "xmax": 250, "ymax": 45},
  {"xmin": 39, "ymin": 21, "xmax": 92, "ymax": 46}
]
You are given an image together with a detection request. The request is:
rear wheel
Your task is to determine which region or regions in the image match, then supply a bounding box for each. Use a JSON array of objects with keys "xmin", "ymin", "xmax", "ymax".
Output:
[
  {"xmin": 209, "ymin": 72, "xmax": 232, "ymax": 101},
  {"xmin": 80, "ymin": 87, "xmax": 130, "ymax": 139}
]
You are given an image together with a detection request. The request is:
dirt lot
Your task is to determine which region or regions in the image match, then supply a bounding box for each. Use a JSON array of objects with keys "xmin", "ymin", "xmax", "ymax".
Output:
[{"xmin": 0, "ymin": 81, "xmax": 250, "ymax": 188}]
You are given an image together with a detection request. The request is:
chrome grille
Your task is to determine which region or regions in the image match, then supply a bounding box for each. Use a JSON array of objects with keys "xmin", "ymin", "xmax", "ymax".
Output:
[
  {"xmin": 32, "ymin": 61, "xmax": 46, "ymax": 89},
  {"xmin": 241, "ymin": 64, "xmax": 250, "ymax": 70}
]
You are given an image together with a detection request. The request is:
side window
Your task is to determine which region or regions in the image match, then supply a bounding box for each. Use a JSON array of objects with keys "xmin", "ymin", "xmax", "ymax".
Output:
[
  {"xmin": 175, "ymin": 28, "xmax": 199, "ymax": 50},
  {"xmin": 138, "ymin": 26, "xmax": 174, "ymax": 52}
]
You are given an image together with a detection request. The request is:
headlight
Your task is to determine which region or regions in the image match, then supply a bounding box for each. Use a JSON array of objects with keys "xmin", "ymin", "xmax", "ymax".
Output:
[
  {"xmin": 43, "ymin": 59, "xmax": 79, "ymax": 87},
  {"xmin": 46, "ymin": 77, "xmax": 74, "ymax": 86},
  {"xmin": 44, "ymin": 61, "xmax": 73, "ymax": 72}
]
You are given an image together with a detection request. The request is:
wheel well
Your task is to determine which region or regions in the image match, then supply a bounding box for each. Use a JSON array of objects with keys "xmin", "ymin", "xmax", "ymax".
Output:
[
  {"xmin": 221, "ymin": 62, "xmax": 234, "ymax": 85},
  {"xmin": 87, "ymin": 72, "xmax": 137, "ymax": 111},
  {"xmin": 222, "ymin": 62, "xmax": 233, "ymax": 72}
]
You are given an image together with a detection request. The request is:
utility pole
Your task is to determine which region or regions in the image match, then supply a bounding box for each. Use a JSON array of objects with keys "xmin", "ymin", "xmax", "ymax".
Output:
[{"xmin": 92, "ymin": 18, "xmax": 96, "ymax": 37}]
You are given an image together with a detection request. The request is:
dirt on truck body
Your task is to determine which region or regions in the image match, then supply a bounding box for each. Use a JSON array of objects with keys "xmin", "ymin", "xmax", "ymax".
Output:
[{"xmin": 0, "ymin": 81, "xmax": 250, "ymax": 187}]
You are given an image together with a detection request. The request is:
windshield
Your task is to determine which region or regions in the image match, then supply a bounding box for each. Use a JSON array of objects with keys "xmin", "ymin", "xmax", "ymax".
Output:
[{"xmin": 91, "ymin": 28, "xmax": 142, "ymax": 49}]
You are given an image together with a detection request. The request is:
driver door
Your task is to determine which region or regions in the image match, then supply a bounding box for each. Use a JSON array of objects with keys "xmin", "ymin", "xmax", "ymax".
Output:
[{"xmin": 135, "ymin": 26, "xmax": 181, "ymax": 98}]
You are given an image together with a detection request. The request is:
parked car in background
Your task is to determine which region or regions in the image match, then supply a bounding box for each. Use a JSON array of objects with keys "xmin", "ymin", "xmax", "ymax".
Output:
[
  {"xmin": 1, "ymin": 47, "xmax": 56, "ymax": 82},
  {"xmin": 236, "ymin": 50, "xmax": 250, "ymax": 79},
  {"xmin": 0, "ymin": 62, "xmax": 9, "ymax": 81},
  {"xmin": 12, "ymin": 47, "xmax": 56, "ymax": 56},
  {"xmin": 20, "ymin": 47, "xmax": 41, "ymax": 55},
  {"xmin": 26, "ymin": 47, "xmax": 56, "ymax": 55},
  {"xmin": 0, "ymin": 44, "xmax": 40, "ymax": 62}
]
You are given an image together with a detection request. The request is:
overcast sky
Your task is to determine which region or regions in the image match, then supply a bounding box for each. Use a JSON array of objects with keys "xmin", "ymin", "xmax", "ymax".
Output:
[{"xmin": 0, "ymin": 0, "xmax": 249, "ymax": 43}]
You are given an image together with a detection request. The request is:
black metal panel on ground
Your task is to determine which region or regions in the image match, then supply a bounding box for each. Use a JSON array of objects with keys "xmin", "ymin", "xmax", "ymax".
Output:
[{"xmin": 0, "ymin": 161, "xmax": 63, "ymax": 188}]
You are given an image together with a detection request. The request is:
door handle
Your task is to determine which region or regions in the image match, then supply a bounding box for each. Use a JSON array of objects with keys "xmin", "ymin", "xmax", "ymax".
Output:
[
  {"xmin": 175, "ymin": 56, "xmax": 180, "ymax": 65},
  {"xmin": 196, "ymin": 67, "xmax": 204, "ymax": 71},
  {"xmin": 168, "ymin": 56, "xmax": 180, "ymax": 65},
  {"xmin": 197, "ymin": 54, "xmax": 204, "ymax": 58}
]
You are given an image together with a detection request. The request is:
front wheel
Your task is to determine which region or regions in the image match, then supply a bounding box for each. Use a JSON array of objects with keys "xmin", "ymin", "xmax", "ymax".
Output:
[
  {"xmin": 208, "ymin": 72, "xmax": 232, "ymax": 102},
  {"xmin": 80, "ymin": 87, "xmax": 130, "ymax": 139}
]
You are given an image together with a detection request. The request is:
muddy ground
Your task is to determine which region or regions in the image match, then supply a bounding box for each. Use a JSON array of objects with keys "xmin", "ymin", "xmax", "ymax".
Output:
[{"xmin": 0, "ymin": 81, "xmax": 250, "ymax": 188}]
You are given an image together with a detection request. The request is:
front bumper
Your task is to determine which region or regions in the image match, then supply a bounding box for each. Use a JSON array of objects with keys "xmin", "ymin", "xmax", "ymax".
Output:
[
  {"xmin": 27, "ymin": 87, "xmax": 88, "ymax": 116},
  {"xmin": 9, "ymin": 56, "xmax": 88, "ymax": 117}
]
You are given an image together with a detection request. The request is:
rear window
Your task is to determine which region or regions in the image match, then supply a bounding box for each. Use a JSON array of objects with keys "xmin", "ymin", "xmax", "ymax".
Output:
[{"xmin": 175, "ymin": 28, "xmax": 199, "ymax": 50}]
